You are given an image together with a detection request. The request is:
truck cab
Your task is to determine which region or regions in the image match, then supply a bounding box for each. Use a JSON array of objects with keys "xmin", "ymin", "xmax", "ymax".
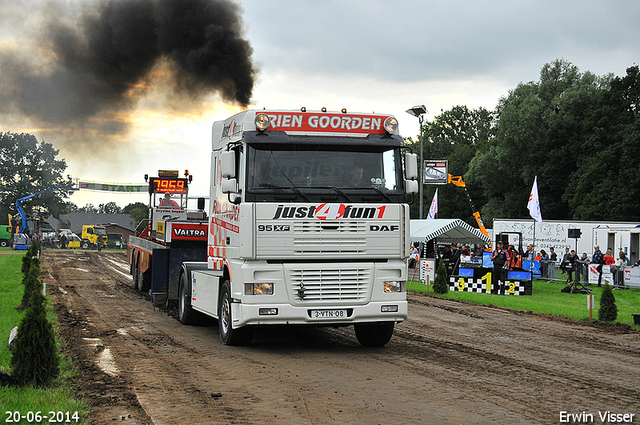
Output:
[
  {"xmin": 81, "ymin": 225, "xmax": 107, "ymax": 249},
  {"xmin": 182, "ymin": 109, "xmax": 419, "ymax": 346},
  {"xmin": 0, "ymin": 224, "xmax": 11, "ymax": 247}
]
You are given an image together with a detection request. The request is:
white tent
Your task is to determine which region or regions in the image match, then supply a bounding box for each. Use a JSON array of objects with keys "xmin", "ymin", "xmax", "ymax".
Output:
[{"xmin": 410, "ymin": 219, "xmax": 490, "ymax": 245}]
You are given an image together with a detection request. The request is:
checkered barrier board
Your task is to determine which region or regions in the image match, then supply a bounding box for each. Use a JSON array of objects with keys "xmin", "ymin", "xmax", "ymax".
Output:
[
  {"xmin": 449, "ymin": 276, "xmax": 532, "ymax": 295},
  {"xmin": 449, "ymin": 277, "xmax": 488, "ymax": 293}
]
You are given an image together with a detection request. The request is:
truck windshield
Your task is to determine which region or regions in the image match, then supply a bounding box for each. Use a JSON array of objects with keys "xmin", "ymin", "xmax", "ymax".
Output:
[{"xmin": 245, "ymin": 143, "xmax": 405, "ymax": 202}]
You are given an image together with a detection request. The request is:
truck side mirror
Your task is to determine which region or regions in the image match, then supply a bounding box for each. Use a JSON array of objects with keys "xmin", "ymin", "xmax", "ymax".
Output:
[
  {"xmin": 197, "ymin": 197, "xmax": 205, "ymax": 211},
  {"xmin": 405, "ymin": 153, "xmax": 418, "ymax": 180},
  {"xmin": 405, "ymin": 179, "xmax": 419, "ymax": 194},
  {"xmin": 221, "ymin": 151, "xmax": 236, "ymax": 178},
  {"xmin": 221, "ymin": 178, "xmax": 237, "ymax": 194}
]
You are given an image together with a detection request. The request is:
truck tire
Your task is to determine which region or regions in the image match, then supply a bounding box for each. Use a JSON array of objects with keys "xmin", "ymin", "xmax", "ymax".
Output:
[
  {"xmin": 178, "ymin": 272, "xmax": 196, "ymax": 324},
  {"xmin": 81, "ymin": 240, "xmax": 90, "ymax": 249},
  {"xmin": 219, "ymin": 280, "xmax": 253, "ymax": 346},
  {"xmin": 132, "ymin": 254, "xmax": 140, "ymax": 289},
  {"xmin": 0, "ymin": 240, "xmax": 8, "ymax": 247},
  {"xmin": 137, "ymin": 258, "xmax": 151, "ymax": 292},
  {"xmin": 178, "ymin": 272, "xmax": 211, "ymax": 325},
  {"xmin": 354, "ymin": 322, "xmax": 395, "ymax": 347}
]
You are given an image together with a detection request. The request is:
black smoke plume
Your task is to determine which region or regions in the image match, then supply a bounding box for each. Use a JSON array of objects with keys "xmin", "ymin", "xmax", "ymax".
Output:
[{"xmin": 0, "ymin": 0, "xmax": 256, "ymax": 128}]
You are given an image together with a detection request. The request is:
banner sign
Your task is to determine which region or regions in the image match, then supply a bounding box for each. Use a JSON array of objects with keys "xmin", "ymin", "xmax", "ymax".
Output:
[
  {"xmin": 423, "ymin": 160, "xmax": 448, "ymax": 184},
  {"xmin": 79, "ymin": 182, "xmax": 148, "ymax": 193}
]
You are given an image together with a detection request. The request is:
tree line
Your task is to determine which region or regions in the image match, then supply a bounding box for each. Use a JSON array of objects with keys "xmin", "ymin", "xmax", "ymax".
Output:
[
  {"xmin": 407, "ymin": 59, "xmax": 640, "ymax": 225},
  {"xmin": 0, "ymin": 132, "xmax": 148, "ymax": 229},
  {"xmin": 3, "ymin": 58, "xmax": 638, "ymax": 228}
]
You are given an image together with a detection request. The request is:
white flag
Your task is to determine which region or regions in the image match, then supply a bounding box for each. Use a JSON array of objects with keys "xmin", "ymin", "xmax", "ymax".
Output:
[
  {"xmin": 427, "ymin": 189, "xmax": 438, "ymax": 220},
  {"xmin": 527, "ymin": 176, "xmax": 543, "ymax": 224}
]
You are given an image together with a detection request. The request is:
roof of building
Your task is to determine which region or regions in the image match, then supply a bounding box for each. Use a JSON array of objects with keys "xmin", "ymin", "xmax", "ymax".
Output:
[{"xmin": 45, "ymin": 212, "xmax": 135, "ymax": 234}]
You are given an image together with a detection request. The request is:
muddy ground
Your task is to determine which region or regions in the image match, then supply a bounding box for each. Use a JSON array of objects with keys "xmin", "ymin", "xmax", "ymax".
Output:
[{"xmin": 41, "ymin": 250, "xmax": 640, "ymax": 425}]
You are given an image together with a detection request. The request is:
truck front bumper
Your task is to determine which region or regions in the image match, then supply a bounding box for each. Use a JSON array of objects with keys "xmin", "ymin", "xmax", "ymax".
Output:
[{"xmin": 233, "ymin": 300, "xmax": 408, "ymax": 328}]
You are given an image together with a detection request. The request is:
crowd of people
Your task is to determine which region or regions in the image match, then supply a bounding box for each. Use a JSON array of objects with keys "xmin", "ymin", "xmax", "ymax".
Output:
[{"xmin": 409, "ymin": 239, "xmax": 634, "ymax": 289}]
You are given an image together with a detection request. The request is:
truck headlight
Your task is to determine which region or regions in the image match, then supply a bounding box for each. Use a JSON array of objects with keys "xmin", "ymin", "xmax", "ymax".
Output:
[
  {"xmin": 245, "ymin": 283, "xmax": 274, "ymax": 295},
  {"xmin": 254, "ymin": 113, "xmax": 271, "ymax": 131},
  {"xmin": 383, "ymin": 116, "xmax": 398, "ymax": 134},
  {"xmin": 383, "ymin": 280, "xmax": 403, "ymax": 293}
]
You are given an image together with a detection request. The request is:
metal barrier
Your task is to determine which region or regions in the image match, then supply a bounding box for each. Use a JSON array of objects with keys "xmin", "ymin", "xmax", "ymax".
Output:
[
  {"xmin": 541, "ymin": 261, "xmax": 592, "ymax": 284},
  {"xmin": 611, "ymin": 265, "xmax": 627, "ymax": 289},
  {"xmin": 541, "ymin": 261, "xmax": 563, "ymax": 282}
]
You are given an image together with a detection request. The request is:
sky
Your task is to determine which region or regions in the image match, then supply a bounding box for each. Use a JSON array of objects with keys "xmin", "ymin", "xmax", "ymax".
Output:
[{"xmin": 0, "ymin": 0, "xmax": 639, "ymax": 209}]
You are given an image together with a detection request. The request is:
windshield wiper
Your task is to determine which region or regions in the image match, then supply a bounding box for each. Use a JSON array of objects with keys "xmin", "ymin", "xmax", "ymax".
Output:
[
  {"xmin": 249, "ymin": 184, "xmax": 310, "ymax": 202},
  {"xmin": 368, "ymin": 187, "xmax": 393, "ymax": 202},
  {"xmin": 312, "ymin": 186, "xmax": 354, "ymax": 203},
  {"xmin": 286, "ymin": 185, "xmax": 311, "ymax": 202}
]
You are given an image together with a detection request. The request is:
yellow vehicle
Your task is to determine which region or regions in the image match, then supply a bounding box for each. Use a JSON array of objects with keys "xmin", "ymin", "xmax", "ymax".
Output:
[
  {"xmin": 67, "ymin": 234, "xmax": 82, "ymax": 249},
  {"xmin": 81, "ymin": 225, "xmax": 107, "ymax": 249}
]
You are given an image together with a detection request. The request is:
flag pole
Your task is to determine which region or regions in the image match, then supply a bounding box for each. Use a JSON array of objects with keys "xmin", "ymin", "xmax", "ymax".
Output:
[{"xmin": 527, "ymin": 176, "xmax": 543, "ymax": 276}]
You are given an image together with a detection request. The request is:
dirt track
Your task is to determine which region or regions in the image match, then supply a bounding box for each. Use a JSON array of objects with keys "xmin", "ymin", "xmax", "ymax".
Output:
[{"xmin": 41, "ymin": 250, "xmax": 640, "ymax": 425}]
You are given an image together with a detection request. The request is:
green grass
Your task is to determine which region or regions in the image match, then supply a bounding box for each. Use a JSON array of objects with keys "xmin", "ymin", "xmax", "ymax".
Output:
[
  {"xmin": 409, "ymin": 277, "xmax": 640, "ymax": 328},
  {"xmin": 0, "ymin": 250, "xmax": 90, "ymax": 424}
]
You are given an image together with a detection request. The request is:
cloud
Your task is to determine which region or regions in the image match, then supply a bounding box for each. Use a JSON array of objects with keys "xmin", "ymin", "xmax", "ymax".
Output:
[
  {"xmin": 244, "ymin": 0, "xmax": 640, "ymax": 85},
  {"xmin": 0, "ymin": 0, "xmax": 257, "ymax": 151}
]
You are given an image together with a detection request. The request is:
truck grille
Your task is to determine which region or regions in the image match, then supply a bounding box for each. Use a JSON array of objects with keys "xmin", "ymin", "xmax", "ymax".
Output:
[
  {"xmin": 290, "ymin": 268, "xmax": 371, "ymax": 303},
  {"xmin": 293, "ymin": 237, "xmax": 366, "ymax": 255},
  {"xmin": 293, "ymin": 221, "xmax": 367, "ymax": 233}
]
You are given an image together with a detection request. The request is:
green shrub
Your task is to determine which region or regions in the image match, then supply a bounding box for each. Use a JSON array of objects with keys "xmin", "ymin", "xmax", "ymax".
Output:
[
  {"xmin": 21, "ymin": 254, "xmax": 32, "ymax": 275},
  {"xmin": 11, "ymin": 292, "xmax": 60, "ymax": 386},
  {"xmin": 20, "ymin": 258, "xmax": 42, "ymax": 310},
  {"xmin": 598, "ymin": 283, "xmax": 618, "ymax": 322},
  {"xmin": 433, "ymin": 261, "xmax": 449, "ymax": 295}
]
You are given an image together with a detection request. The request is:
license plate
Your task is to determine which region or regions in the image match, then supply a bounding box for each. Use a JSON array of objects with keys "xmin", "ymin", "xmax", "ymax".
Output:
[{"xmin": 311, "ymin": 309, "xmax": 347, "ymax": 319}]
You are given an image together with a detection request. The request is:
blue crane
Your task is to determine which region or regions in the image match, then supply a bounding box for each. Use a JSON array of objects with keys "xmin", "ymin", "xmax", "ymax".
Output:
[{"xmin": 13, "ymin": 177, "xmax": 76, "ymax": 249}]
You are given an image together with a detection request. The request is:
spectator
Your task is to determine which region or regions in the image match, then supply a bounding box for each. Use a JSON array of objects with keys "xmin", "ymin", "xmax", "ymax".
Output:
[
  {"xmin": 561, "ymin": 247, "xmax": 572, "ymax": 274},
  {"xmin": 603, "ymin": 248, "xmax": 615, "ymax": 265},
  {"xmin": 539, "ymin": 249, "xmax": 549, "ymax": 278},
  {"xmin": 507, "ymin": 245, "xmax": 522, "ymax": 269},
  {"xmin": 589, "ymin": 246, "xmax": 605, "ymax": 287},
  {"xmin": 473, "ymin": 244, "xmax": 484, "ymax": 259},
  {"xmin": 549, "ymin": 247, "xmax": 557, "ymax": 262},
  {"xmin": 525, "ymin": 244, "xmax": 535, "ymax": 261},
  {"xmin": 490, "ymin": 241, "xmax": 508, "ymax": 293},
  {"xmin": 612, "ymin": 251, "xmax": 627, "ymax": 287},
  {"xmin": 449, "ymin": 243, "xmax": 461, "ymax": 274},
  {"xmin": 491, "ymin": 241, "xmax": 508, "ymax": 294},
  {"xmin": 567, "ymin": 250, "xmax": 579, "ymax": 282},
  {"xmin": 59, "ymin": 233, "xmax": 67, "ymax": 249},
  {"xmin": 409, "ymin": 242, "xmax": 420, "ymax": 269}
]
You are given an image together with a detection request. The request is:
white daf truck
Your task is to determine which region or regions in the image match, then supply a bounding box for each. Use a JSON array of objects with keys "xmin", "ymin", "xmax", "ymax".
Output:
[{"xmin": 179, "ymin": 109, "xmax": 419, "ymax": 346}]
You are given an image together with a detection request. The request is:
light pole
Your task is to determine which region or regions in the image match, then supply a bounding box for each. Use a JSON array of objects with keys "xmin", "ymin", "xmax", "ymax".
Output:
[{"xmin": 406, "ymin": 105, "xmax": 427, "ymax": 219}]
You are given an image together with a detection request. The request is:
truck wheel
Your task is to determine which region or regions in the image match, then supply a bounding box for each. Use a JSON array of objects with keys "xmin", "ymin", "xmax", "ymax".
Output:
[
  {"xmin": 354, "ymin": 322, "xmax": 395, "ymax": 347},
  {"xmin": 178, "ymin": 272, "xmax": 210, "ymax": 325},
  {"xmin": 132, "ymin": 255, "xmax": 140, "ymax": 289},
  {"xmin": 219, "ymin": 280, "xmax": 253, "ymax": 346},
  {"xmin": 81, "ymin": 240, "xmax": 90, "ymax": 249},
  {"xmin": 137, "ymin": 259, "xmax": 151, "ymax": 292},
  {"xmin": 178, "ymin": 272, "xmax": 195, "ymax": 324},
  {"xmin": 0, "ymin": 240, "xmax": 8, "ymax": 247}
]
